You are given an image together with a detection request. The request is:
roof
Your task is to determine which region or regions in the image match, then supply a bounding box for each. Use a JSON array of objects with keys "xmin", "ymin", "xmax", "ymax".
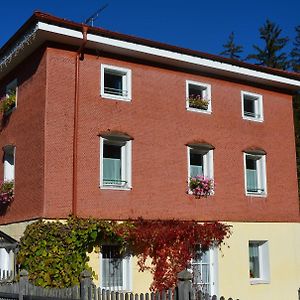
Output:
[
  {"xmin": 1, "ymin": 11, "xmax": 300, "ymax": 91},
  {"xmin": 0, "ymin": 231, "xmax": 18, "ymax": 250}
]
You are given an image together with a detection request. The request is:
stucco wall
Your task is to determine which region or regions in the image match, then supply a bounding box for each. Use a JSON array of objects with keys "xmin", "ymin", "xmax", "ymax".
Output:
[
  {"xmin": 218, "ymin": 222, "xmax": 300, "ymax": 300},
  {"xmin": 87, "ymin": 222, "xmax": 300, "ymax": 299}
]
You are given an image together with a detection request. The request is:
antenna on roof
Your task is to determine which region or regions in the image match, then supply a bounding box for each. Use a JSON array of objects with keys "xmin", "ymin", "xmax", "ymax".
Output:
[{"xmin": 84, "ymin": 3, "xmax": 109, "ymax": 26}]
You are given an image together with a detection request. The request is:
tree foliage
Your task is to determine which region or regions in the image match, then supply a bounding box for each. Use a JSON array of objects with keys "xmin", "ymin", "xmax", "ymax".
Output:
[
  {"xmin": 247, "ymin": 20, "xmax": 289, "ymax": 69},
  {"xmin": 291, "ymin": 26, "xmax": 300, "ymax": 72},
  {"xmin": 127, "ymin": 219, "xmax": 231, "ymax": 291},
  {"xmin": 220, "ymin": 32, "xmax": 243, "ymax": 60},
  {"xmin": 17, "ymin": 217, "xmax": 231, "ymax": 291},
  {"xmin": 17, "ymin": 217, "xmax": 125, "ymax": 288}
]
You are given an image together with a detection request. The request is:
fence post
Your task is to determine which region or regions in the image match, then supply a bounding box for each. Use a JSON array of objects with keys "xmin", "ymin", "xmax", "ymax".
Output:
[
  {"xmin": 177, "ymin": 270, "xmax": 192, "ymax": 300},
  {"xmin": 80, "ymin": 270, "xmax": 93, "ymax": 300},
  {"xmin": 19, "ymin": 270, "xmax": 29, "ymax": 300}
]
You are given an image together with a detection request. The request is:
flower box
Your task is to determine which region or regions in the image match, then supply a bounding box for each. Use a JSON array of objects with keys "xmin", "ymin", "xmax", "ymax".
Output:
[
  {"xmin": 189, "ymin": 175, "xmax": 214, "ymax": 198},
  {"xmin": 188, "ymin": 95, "xmax": 209, "ymax": 110},
  {"xmin": 0, "ymin": 180, "xmax": 14, "ymax": 206}
]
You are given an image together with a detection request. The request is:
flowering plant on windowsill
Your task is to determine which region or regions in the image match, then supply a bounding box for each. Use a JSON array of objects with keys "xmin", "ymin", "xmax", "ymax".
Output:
[
  {"xmin": 188, "ymin": 94, "xmax": 209, "ymax": 110},
  {"xmin": 0, "ymin": 180, "xmax": 14, "ymax": 205},
  {"xmin": 0, "ymin": 91, "xmax": 16, "ymax": 115},
  {"xmin": 188, "ymin": 175, "xmax": 214, "ymax": 198}
]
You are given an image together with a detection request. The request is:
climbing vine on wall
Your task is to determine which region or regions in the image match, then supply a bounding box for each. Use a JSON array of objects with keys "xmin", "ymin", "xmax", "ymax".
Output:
[
  {"xmin": 127, "ymin": 219, "xmax": 231, "ymax": 291},
  {"xmin": 17, "ymin": 217, "xmax": 231, "ymax": 291}
]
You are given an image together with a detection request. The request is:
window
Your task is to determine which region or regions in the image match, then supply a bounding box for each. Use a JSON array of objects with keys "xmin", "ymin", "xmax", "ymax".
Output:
[
  {"xmin": 241, "ymin": 91, "xmax": 263, "ymax": 122},
  {"xmin": 191, "ymin": 246, "xmax": 218, "ymax": 295},
  {"xmin": 249, "ymin": 241, "xmax": 270, "ymax": 284},
  {"xmin": 0, "ymin": 248, "xmax": 15, "ymax": 279},
  {"xmin": 100, "ymin": 245, "xmax": 131, "ymax": 291},
  {"xmin": 1, "ymin": 80, "xmax": 17, "ymax": 116},
  {"xmin": 100, "ymin": 135, "xmax": 132, "ymax": 189},
  {"xmin": 0, "ymin": 231, "xmax": 18, "ymax": 280},
  {"xmin": 101, "ymin": 65, "xmax": 132, "ymax": 101},
  {"xmin": 186, "ymin": 80, "xmax": 211, "ymax": 113},
  {"xmin": 244, "ymin": 152, "xmax": 267, "ymax": 196},
  {"xmin": 3, "ymin": 145, "xmax": 15, "ymax": 182},
  {"xmin": 188, "ymin": 145, "xmax": 214, "ymax": 179}
]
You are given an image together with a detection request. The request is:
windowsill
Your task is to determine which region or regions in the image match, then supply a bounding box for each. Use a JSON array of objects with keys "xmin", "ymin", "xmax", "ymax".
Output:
[
  {"xmin": 100, "ymin": 287, "xmax": 132, "ymax": 292},
  {"xmin": 100, "ymin": 185, "xmax": 132, "ymax": 191},
  {"xmin": 101, "ymin": 93, "xmax": 131, "ymax": 102},
  {"xmin": 246, "ymin": 192, "xmax": 267, "ymax": 198},
  {"xmin": 186, "ymin": 107, "xmax": 212, "ymax": 114},
  {"xmin": 242, "ymin": 116, "xmax": 263, "ymax": 122},
  {"xmin": 250, "ymin": 278, "xmax": 270, "ymax": 285}
]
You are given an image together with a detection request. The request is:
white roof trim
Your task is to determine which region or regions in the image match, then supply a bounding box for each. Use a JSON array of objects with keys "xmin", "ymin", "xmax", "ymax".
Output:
[{"xmin": 35, "ymin": 22, "xmax": 300, "ymax": 89}]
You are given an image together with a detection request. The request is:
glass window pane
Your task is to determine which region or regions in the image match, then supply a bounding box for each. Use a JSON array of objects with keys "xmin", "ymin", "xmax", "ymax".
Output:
[
  {"xmin": 192, "ymin": 247, "xmax": 211, "ymax": 294},
  {"xmin": 104, "ymin": 72, "xmax": 123, "ymax": 96},
  {"xmin": 244, "ymin": 97, "xmax": 255, "ymax": 115},
  {"xmin": 104, "ymin": 144, "xmax": 121, "ymax": 159},
  {"xmin": 103, "ymin": 144, "xmax": 122, "ymax": 184},
  {"xmin": 246, "ymin": 156, "xmax": 260, "ymax": 192},
  {"xmin": 249, "ymin": 243, "xmax": 260, "ymax": 278},
  {"xmin": 190, "ymin": 150, "xmax": 204, "ymax": 177},
  {"xmin": 189, "ymin": 84, "xmax": 205, "ymax": 98},
  {"xmin": 102, "ymin": 246, "xmax": 123, "ymax": 289},
  {"xmin": 4, "ymin": 152, "xmax": 14, "ymax": 181}
]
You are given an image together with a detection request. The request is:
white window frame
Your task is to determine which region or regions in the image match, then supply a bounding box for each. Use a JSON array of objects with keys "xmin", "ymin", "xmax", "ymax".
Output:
[
  {"xmin": 100, "ymin": 246, "xmax": 132, "ymax": 291},
  {"xmin": 101, "ymin": 64, "xmax": 132, "ymax": 101},
  {"xmin": 186, "ymin": 80, "xmax": 212, "ymax": 114},
  {"xmin": 3, "ymin": 146, "xmax": 15, "ymax": 182},
  {"xmin": 191, "ymin": 247, "xmax": 219, "ymax": 296},
  {"xmin": 241, "ymin": 91, "xmax": 263, "ymax": 122},
  {"xmin": 243, "ymin": 153, "xmax": 267, "ymax": 197},
  {"xmin": 100, "ymin": 137, "xmax": 132, "ymax": 190},
  {"xmin": 249, "ymin": 240, "xmax": 270, "ymax": 285},
  {"xmin": 187, "ymin": 147, "xmax": 214, "ymax": 179}
]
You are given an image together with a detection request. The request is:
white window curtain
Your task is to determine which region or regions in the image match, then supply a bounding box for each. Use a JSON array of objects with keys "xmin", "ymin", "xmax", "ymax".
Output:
[
  {"xmin": 103, "ymin": 158, "xmax": 121, "ymax": 184},
  {"xmin": 246, "ymin": 169, "xmax": 258, "ymax": 192},
  {"xmin": 192, "ymin": 250, "xmax": 211, "ymax": 294},
  {"xmin": 0, "ymin": 248, "xmax": 14, "ymax": 279},
  {"xmin": 249, "ymin": 243, "xmax": 260, "ymax": 278},
  {"xmin": 4, "ymin": 151, "xmax": 15, "ymax": 181}
]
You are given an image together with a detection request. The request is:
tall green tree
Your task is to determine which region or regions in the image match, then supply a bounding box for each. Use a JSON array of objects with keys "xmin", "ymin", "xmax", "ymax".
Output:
[
  {"xmin": 247, "ymin": 20, "xmax": 289, "ymax": 69},
  {"xmin": 291, "ymin": 25, "xmax": 300, "ymax": 72},
  {"xmin": 220, "ymin": 32, "xmax": 243, "ymax": 60}
]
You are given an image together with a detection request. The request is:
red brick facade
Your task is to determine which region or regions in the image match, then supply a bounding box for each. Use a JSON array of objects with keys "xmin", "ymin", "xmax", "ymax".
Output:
[{"xmin": 0, "ymin": 21, "xmax": 299, "ymax": 224}]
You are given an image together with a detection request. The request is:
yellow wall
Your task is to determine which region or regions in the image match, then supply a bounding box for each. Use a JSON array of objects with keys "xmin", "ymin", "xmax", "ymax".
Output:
[
  {"xmin": 218, "ymin": 222, "xmax": 300, "ymax": 300},
  {"xmin": 1, "ymin": 220, "xmax": 299, "ymax": 299}
]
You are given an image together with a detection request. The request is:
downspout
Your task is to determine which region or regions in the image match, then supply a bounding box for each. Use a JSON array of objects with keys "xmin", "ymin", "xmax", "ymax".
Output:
[{"xmin": 72, "ymin": 25, "xmax": 88, "ymax": 216}]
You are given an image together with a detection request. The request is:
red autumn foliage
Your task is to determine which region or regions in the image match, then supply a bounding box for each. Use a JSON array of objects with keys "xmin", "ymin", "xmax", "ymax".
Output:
[{"xmin": 125, "ymin": 219, "xmax": 231, "ymax": 291}]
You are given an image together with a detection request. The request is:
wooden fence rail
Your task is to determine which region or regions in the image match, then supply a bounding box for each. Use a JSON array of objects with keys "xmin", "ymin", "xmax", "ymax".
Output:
[{"xmin": 0, "ymin": 269, "xmax": 241, "ymax": 300}]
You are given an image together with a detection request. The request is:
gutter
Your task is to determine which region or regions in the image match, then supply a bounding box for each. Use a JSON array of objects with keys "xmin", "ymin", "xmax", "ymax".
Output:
[{"xmin": 72, "ymin": 25, "xmax": 88, "ymax": 216}]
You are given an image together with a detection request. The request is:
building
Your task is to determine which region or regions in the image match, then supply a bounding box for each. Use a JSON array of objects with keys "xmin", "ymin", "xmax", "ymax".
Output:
[{"xmin": 0, "ymin": 12, "xmax": 299, "ymax": 299}]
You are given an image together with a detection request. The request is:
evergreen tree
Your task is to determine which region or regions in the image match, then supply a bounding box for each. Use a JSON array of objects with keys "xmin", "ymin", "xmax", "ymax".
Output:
[
  {"xmin": 220, "ymin": 32, "xmax": 243, "ymax": 60},
  {"xmin": 247, "ymin": 20, "xmax": 289, "ymax": 69},
  {"xmin": 291, "ymin": 25, "xmax": 300, "ymax": 72}
]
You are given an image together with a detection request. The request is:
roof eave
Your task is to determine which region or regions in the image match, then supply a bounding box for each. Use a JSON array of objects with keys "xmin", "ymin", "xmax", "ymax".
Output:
[{"xmin": 1, "ymin": 12, "xmax": 300, "ymax": 91}]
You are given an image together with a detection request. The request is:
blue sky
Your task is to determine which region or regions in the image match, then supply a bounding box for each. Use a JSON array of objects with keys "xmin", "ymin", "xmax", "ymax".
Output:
[{"xmin": 1, "ymin": 0, "xmax": 300, "ymax": 60}]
